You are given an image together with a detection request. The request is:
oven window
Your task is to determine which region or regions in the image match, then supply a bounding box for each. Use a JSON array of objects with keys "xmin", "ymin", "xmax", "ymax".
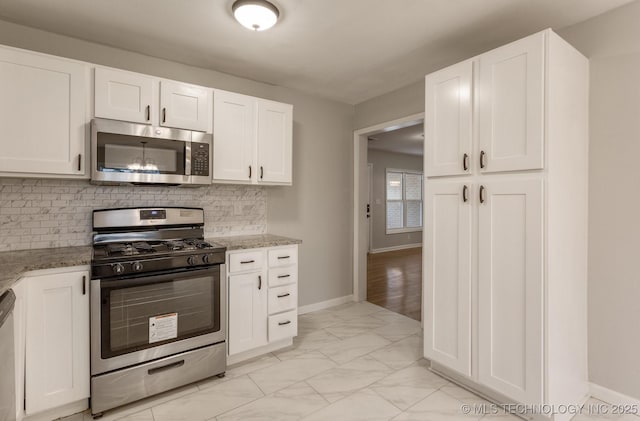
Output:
[
  {"xmin": 102, "ymin": 272, "xmax": 220, "ymax": 358},
  {"xmin": 97, "ymin": 132, "xmax": 185, "ymax": 175}
]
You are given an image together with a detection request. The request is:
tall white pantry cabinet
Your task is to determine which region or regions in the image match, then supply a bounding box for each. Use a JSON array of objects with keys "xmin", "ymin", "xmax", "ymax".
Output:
[{"xmin": 423, "ymin": 29, "xmax": 588, "ymax": 421}]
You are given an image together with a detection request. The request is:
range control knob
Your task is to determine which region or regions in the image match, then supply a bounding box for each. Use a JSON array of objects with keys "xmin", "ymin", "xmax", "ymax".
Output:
[
  {"xmin": 112, "ymin": 263, "xmax": 125, "ymax": 275},
  {"xmin": 132, "ymin": 261, "xmax": 144, "ymax": 272},
  {"xmin": 187, "ymin": 255, "xmax": 198, "ymax": 266},
  {"xmin": 202, "ymin": 254, "xmax": 212, "ymax": 264}
]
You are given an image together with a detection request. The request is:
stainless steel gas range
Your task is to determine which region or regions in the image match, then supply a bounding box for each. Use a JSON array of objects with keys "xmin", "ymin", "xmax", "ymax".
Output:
[{"xmin": 89, "ymin": 207, "xmax": 226, "ymax": 417}]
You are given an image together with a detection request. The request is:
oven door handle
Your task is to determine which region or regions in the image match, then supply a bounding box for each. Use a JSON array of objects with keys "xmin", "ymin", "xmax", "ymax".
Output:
[{"xmin": 97, "ymin": 267, "xmax": 219, "ymax": 289}]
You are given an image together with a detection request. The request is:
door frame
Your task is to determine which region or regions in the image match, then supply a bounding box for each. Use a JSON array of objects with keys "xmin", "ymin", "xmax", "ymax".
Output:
[
  {"xmin": 368, "ymin": 163, "xmax": 373, "ymax": 253},
  {"xmin": 352, "ymin": 112, "xmax": 424, "ymax": 302}
]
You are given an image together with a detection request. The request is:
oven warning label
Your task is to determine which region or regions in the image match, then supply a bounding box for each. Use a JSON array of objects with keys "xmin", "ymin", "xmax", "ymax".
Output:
[{"xmin": 149, "ymin": 313, "xmax": 178, "ymax": 343}]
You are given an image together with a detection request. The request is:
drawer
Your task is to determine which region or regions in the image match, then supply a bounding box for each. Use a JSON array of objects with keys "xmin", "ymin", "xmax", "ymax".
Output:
[
  {"xmin": 268, "ymin": 267, "xmax": 298, "ymax": 287},
  {"xmin": 91, "ymin": 342, "xmax": 225, "ymax": 414},
  {"xmin": 268, "ymin": 310, "xmax": 297, "ymax": 342},
  {"xmin": 268, "ymin": 284, "xmax": 297, "ymax": 315},
  {"xmin": 268, "ymin": 246, "xmax": 298, "ymax": 268},
  {"xmin": 228, "ymin": 250, "xmax": 265, "ymax": 273}
]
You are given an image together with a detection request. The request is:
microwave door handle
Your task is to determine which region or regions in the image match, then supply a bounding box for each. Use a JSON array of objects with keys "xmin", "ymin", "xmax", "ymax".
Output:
[{"xmin": 185, "ymin": 142, "xmax": 192, "ymax": 176}]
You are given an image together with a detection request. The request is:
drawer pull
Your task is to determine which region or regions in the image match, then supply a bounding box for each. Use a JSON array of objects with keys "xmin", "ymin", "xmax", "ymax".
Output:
[
  {"xmin": 258, "ymin": 275, "xmax": 262, "ymax": 290},
  {"xmin": 277, "ymin": 274, "xmax": 291, "ymax": 279},
  {"xmin": 240, "ymin": 260, "xmax": 255, "ymax": 264},
  {"xmin": 278, "ymin": 320, "xmax": 291, "ymax": 326},
  {"xmin": 148, "ymin": 360, "xmax": 184, "ymax": 375},
  {"xmin": 277, "ymin": 293, "xmax": 291, "ymax": 298},
  {"xmin": 277, "ymin": 256, "xmax": 290, "ymax": 260}
]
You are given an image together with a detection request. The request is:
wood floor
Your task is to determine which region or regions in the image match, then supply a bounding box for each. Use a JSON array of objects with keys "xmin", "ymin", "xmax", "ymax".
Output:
[{"xmin": 366, "ymin": 247, "xmax": 422, "ymax": 321}]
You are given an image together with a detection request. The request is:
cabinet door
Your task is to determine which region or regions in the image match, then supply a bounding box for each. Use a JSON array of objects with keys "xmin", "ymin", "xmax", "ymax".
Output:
[
  {"xmin": 256, "ymin": 100, "xmax": 293, "ymax": 185},
  {"xmin": 425, "ymin": 60, "xmax": 473, "ymax": 177},
  {"xmin": 160, "ymin": 80, "xmax": 210, "ymax": 132},
  {"xmin": 228, "ymin": 271, "xmax": 268, "ymax": 355},
  {"xmin": 423, "ymin": 181, "xmax": 472, "ymax": 377},
  {"xmin": 0, "ymin": 47, "xmax": 87, "ymax": 176},
  {"xmin": 478, "ymin": 179, "xmax": 543, "ymax": 404},
  {"xmin": 478, "ymin": 32, "xmax": 545, "ymax": 173},
  {"xmin": 213, "ymin": 91, "xmax": 256, "ymax": 182},
  {"xmin": 94, "ymin": 67, "xmax": 155, "ymax": 124},
  {"xmin": 25, "ymin": 270, "xmax": 89, "ymax": 414}
]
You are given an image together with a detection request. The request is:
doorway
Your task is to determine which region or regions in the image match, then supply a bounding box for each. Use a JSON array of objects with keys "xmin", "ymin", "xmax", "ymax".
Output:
[{"xmin": 352, "ymin": 113, "xmax": 424, "ymax": 321}]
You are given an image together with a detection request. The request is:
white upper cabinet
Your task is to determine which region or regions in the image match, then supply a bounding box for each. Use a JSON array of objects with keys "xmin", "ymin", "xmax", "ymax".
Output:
[
  {"xmin": 256, "ymin": 99, "xmax": 293, "ymax": 184},
  {"xmin": 212, "ymin": 91, "xmax": 293, "ymax": 186},
  {"xmin": 94, "ymin": 67, "xmax": 155, "ymax": 124},
  {"xmin": 477, "ymin": 179, "xmax": 543, "ymax": 404},
  {"xmin": 423, "ymin": 181, "xmax": 472, "ymax": 377},
  {"xmin": 478, "ymin": 32, "xmax": 545, "ymax": 173},
  {"xmin": 25, "ymin": 269, "xmax": 90, "ymax": 415},
  {"xmin": 425, "ymin": 60, "xmax": 473, "ymax": 177},
  {"xmin": 213, "ymin": 90, "xmax": 256, "ymax": 183},
  {"xmin": 160, "ymin": 80, "xmax": 211, "ymax": 132},
  {"xmin": 0, "ymin": 46, "xmax": 88, "ymax": 177}
]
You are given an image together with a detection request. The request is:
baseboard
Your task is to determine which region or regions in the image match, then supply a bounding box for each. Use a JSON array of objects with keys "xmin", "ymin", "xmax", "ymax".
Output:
[
  {"xmin": 590, "ymin": 382, "xmax": 640, "ymax": 407},
  {"xmin": 298, "ymin": 295, "xmax": 354, "ymax": 314},
  {"xmin": 369, "ymin": 243, "xmax": 422, "ymax": 254}
]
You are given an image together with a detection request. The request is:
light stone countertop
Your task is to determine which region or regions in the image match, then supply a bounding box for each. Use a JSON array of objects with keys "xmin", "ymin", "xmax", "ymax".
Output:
[
  {"xmin": 207, "ymin": 234, "xmax": 302, "ymax": 251},
  {"xmin": 0, "ymin": 246, "xmax": 93, "ymax": 296},
  {"xmin": 0, "ymin": 234, "xmax": 301, "ymax": 296}
]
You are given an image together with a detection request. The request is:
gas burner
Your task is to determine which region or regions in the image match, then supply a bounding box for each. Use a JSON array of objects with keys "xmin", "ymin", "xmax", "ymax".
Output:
[{"xmin": 91, "ymin": 207, "xmax": 226, "ymax": 279}]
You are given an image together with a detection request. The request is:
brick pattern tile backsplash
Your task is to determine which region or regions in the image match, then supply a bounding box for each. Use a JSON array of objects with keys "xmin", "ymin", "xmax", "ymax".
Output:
[{"xmin": 0, "ymin": 178, "xmax": 267, "ymax": 251}]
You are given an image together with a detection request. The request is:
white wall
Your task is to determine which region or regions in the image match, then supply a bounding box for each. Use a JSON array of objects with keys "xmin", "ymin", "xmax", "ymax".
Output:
[
  {"xmin": 559, "ymin": 0, "xmax": 640, "ymax": 401},
  {"xmin": 367, "ymin": 150, "xmax": 423, "ymax": 251},
  {"xmin": 0, "ymin": 19, "xmax": 355, "ymax": 307},
  {"xmin": 354, "ymin": 80, "xmax": 424, "ymax": 130}
]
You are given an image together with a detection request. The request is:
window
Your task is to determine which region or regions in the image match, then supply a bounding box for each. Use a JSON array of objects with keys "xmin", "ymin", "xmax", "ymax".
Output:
[{"xmin": 386, "ymin": 169, "xmax": 423, "ymax": 233}]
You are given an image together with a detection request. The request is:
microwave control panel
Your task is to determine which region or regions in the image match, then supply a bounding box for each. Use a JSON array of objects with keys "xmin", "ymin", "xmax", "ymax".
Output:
[{"xmin": 191, "ymin": 143, "xmax": 210, "ymax": 176}]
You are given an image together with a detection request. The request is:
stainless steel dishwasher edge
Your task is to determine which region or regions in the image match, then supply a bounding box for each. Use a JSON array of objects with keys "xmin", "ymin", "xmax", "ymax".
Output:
[{"xmin": 0, "ymin": 289, "xmax": 16, "ymax": 421}]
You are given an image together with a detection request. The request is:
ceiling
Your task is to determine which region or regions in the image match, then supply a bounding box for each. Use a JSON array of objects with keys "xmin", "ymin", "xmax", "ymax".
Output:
[
  {"xmin": 369, "ymin": 124, "xmax": 423, "ymax": 156},
  {"xmin": 0, "ymin": 0, "xmax": 633, "ymax": 104}
]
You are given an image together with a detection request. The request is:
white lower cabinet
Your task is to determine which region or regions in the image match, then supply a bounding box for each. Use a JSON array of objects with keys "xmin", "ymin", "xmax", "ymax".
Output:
[
  {"xmin": 423, "ymin": 181, "xmax": 472, "ymax": 377},
  {"xmin": 23, "ymin": 267, "xmax": 90, "ymax": 416},
  {"xmin": 478, "ymin": 180, "xmax": 543, "ymax": 404},
  {"xmin": 228, "ymin": 270, "xmax": 268, "ymax": 355},
  {"xmin": 227, "ymin": 245, "xmax": 298, "ymax": 361},
  {"xmin": 424, "ymin": 179, "xmax": 550, "ymax": 407}
]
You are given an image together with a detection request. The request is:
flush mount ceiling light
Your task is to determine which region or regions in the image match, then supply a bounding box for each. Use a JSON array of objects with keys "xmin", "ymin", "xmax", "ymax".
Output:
[{"xmin": 232, "ymin": 0, "xmax": 280, "ymax": 31}]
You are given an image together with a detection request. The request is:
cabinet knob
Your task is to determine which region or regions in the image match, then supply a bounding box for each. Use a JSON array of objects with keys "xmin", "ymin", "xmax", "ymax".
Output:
[
  {"xmin": 463, "ymin": 153, "xmax": 469, "ymax": 171},
  {"xmin": 249, "ymin": 165, "xmax": 252, "ymax": 179},
  {"xmin": 258, "ymin": 275, "xmax": 262, "ymax": 290},
  {"xmin": 162, "ymin": 107, "xmax": 167, "ymax": 123},
  {"xmin": 463, "ymin": 185, "xmax": 469, "ymax": 203},
  {"xmin": 260, "ymin": 166, "xmax": 264, "ymax": 180},
  {"xmin": 479, "ymin": 185, "xmax": 486, "ymax": 204},
  {"xmin": 146, "ymin": 105, "xmax": 150, "ymax": 121},
  {"xmin": 480, "ymin": 150, "xmax": 486, "ymax": 169}
]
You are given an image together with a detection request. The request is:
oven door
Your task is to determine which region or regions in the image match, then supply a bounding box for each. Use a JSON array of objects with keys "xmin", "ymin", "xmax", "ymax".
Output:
[
  {"xmin": 91, "ymin": 118, "xmax": 192, "ymax": 185},
  {"xmin": 91, "ymin": 265, "xmax": 225, "ymax": 375}
]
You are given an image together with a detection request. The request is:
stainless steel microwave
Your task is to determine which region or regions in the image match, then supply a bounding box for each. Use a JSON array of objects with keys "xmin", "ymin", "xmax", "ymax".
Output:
[{"xmin": 91, "ymin": 118, "xmax": 211, "ymax": 186}]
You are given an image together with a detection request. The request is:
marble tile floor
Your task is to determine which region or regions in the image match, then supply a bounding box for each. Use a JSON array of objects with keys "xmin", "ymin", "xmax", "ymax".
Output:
[{"xmin": 61, "ymin": 301, "xmax": 638, "ymax": 421}]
